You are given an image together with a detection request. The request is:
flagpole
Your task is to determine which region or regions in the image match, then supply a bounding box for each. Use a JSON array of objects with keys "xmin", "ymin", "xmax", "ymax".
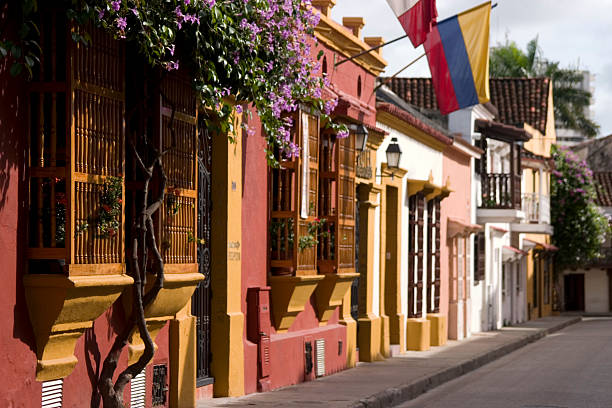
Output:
[
  {"xmin": 335, "ymin": 34, "xmax": 409, "ymax": 67},
  {"xmin": 373, "ymin": 52, "xmax": 427, "ymax": 94},
  {"xmin": 335, "ymin": 2, "xmax": 498, "ymax": 69}
]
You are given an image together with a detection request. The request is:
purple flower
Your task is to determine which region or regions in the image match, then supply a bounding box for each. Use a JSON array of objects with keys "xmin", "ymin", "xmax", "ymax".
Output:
[
  {"xmin": 116, "ymin": 17, "xmax": 127, "ymax": 31},
  {"xmin": 165, "ymin": 61, "xmax": 179, "ymax": 71},
  {"xmin": 98, "ymin": 9, "xmax": 105, "ymax": 19},
  {"xmin": 236, "ymin": 105, "xmax": 243, "ymax": 114},
  {"xmin": 111, "ymin": 0, "xmax": 121, "ymax": 11}
]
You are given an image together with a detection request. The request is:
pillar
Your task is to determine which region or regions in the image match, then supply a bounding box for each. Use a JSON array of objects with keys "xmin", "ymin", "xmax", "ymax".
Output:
[
  {"xmin": 356, "ymin": 184, "xmax": 383, "ymax": 362},
  {"xmin": 210, "ymin": 114, "xmax": 245, "ymax": 397},
  {"xmin": 170, "ymin": 305, "xmax": 197, "ymax": 408}
]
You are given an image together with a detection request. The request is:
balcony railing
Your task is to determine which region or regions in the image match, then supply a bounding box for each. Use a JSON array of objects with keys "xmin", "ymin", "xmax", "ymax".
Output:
[
  {"xmin": 587, "ymin": 246, "xmax": 612, "ymax": 267},
  {"xmin": 522, "ymin": 193, "xmax": 551, "ymax": 224},
  {"xmin": 481, "ymin": 173, "xmax": 521, "ymax": 210}
]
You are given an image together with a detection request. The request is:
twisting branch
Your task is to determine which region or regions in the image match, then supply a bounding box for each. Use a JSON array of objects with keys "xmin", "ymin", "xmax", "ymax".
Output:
[{"xmin": 97, "ymin": 68, "xmax": 178, "ymax": 408}]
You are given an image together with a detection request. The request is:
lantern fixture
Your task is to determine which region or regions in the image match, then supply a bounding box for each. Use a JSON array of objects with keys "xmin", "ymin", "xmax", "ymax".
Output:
[
  {"xmin": 351, "ymin": 123, "xmax": 369, "ymax": 152},
  {"xmin": 385, "ymin": 137, "xmax": 402, "ymax": 169}
]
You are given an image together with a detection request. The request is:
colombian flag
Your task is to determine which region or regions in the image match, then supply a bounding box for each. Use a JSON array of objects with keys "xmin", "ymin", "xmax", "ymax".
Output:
[
  {"xmin": 386, "ymin": 0, "xmax": 437, "ymax": 47},
  {"xmin": 424, "ymin": 1, "xmax": 491, "ymax": 115}
]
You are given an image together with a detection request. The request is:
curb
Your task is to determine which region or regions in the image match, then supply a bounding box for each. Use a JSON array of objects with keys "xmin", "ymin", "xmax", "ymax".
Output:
[{"xmin": 349, "ymin": 317, "xmax": 582, "ymax": 408}]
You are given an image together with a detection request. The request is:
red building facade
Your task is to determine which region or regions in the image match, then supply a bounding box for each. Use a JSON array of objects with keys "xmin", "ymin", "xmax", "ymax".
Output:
[{"xmin": 241, "ymin": 1, "xmax": 387, "ymax": 392}]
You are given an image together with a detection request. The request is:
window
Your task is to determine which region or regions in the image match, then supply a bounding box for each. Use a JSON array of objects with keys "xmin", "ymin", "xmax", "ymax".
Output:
[
  {"xmin": 427, "ymin": 199, "xmax": 441, "ymax": 313},
  {"xmin": 268, "ymin": 117, "xmax": 357, "ymax": 277},
  {"xmin": 318, "ymin": 130, "xmax": 356, "ymax": 274},
  {"xmin": 544, "ymin": 255, "xmax": 551, "ymax": 305},
  {"xmin": 27, "ymin": 18, "xmax": 126, "ymax": 275},
  {"xmin": 269, "ymin": 111, "xmax": 320, "ymax": 276},
  {"xmin": 408, "ymin": 193, "xmax": 425, "ymax": 318},
  {"xmin": 533, "ymin": 252, "xmax": 540, "ymax": 308},
  {"xmin": 474, "ymin": 232, "xmax": 486, "ymax": 282}
]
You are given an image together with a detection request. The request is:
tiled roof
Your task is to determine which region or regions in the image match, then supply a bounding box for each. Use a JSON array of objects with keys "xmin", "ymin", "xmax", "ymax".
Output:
[
  {"xmin": 594, "ymin": 172, "xmax": 612, "ymax": 207},
  {"xmin": 383, "ymin": 77, "xmax": 438, "ymax": 110},
  {"xmin": 383, "ymin": 77, "xmax": 551, "ymax": 134},
  {"xmin": 376, "ymin": 102, "xmax": 453, "ymax": 146},
  {"xmin": 573, "ymin": 134, "xmax": 612, "ymax": 172},
  {"xmin": 489, "ymin": 78, "xmax": 551, "ymax": 135}
]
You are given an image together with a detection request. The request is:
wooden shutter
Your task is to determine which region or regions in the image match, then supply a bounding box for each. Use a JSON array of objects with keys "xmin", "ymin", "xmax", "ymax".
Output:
[
  {"xmin": 416, "ymin": 194, "xmax": 425, "ymax": 317},
  {"xmin": 337, "ymin": 134, "xmax": 356, "ymax": 272},
  {"xmin": 434, "ymin": 199, "xmax": 441, "ymax": 312},
  {"xmin": 269, "ymin": 111, "xmax": 319, "ymax": 276},
  {"xmin": 27, "ymin": 16, "xmax": 125, "ymax": 275},
  {"xmin": 317, "ymin": 131, "xmax": 355, "ymax": 275},
  {"xmin": 427, "ymin": 199, "xmax": 441, "ymax": 313},
  {"xmin": 474, "ymin": 231, "xmax": 486, "ymax": 281},
  {"xmin": 296, "ymin": 112, "xmax": 320, "ymax": 274},
  {"xmin": 408, "ymin": 195, "xmax": 417, "ymax": 318},
  {"xmin": 426, "ymin": 200, "xmax": 434, "ymax": 313},
  {"xmin": 158, "ymin": 71, "xmax": 198, "ymax": 270}
]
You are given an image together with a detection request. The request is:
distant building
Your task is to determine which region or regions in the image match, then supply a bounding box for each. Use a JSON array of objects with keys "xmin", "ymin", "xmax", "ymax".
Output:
[
  {"xmin": 556, "ymin": 70, "xmax": 596, "ymax": 147},
  {"xmin": 562, "ymin": 136, "xmax": 612, "ymax": 314}
]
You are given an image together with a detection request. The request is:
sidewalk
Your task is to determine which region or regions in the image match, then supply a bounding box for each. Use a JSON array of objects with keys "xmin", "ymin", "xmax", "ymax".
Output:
[{"xmin": 197, "ymin": 316, "xmax": 580, "ymax": 408}]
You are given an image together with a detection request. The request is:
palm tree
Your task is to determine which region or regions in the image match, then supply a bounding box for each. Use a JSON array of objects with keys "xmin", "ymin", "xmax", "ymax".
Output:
[{"xmin": 490, "ymin": 37, "xmax": 599, "ymax": 138}]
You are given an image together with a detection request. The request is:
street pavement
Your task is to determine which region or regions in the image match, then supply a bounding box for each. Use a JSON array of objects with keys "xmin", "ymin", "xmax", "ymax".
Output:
[
  {"xmin": 399, "ymin": 317, "xmax": 612, "ymax": 408},
  {"xmin": 197, "ymin": 316, "xmax": 579, "ymax": 408}
]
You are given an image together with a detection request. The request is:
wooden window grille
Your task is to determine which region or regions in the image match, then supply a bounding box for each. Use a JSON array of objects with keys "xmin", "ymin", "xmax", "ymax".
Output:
[
  {"xmin": 318, "ymin": 131, "xmax": 355, "ymax": 275},
  {"xmin": 533, "ymin": 252, "xmax": 540, "ymax": 308},
  {"xmin": 474, "ymin": 231, "xmax": 486, "ymax": 282},
  {"xmin": 269, "ymin": 111, "xmax": 320, "ymax": 276},
  {"xmin": 426, "ymin": 199, "xmax": 441, "ymax": 313},
  {"xmin": 27, "ymin": 14, "xmax": 126, "ymax": 275},
  {"xmin": 416, "ymin": 194, "xmax": 425, "ymax": 316},
  {"xmin": 408, "ymin": 193, "xmax": 425, "ymax": 318},
  {"xmin": 158, "ymin": 71, "xmax": 198, "ymax": 268},
  {"xmin": 544, "ymin": 255, "xmax": 551, "ymax": 305}
]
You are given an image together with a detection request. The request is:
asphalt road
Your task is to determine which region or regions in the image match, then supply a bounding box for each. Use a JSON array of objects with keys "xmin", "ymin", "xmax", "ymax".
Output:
[{"xmin": 399, "ymin": 318, "xmax": 612, "ymax": 408}]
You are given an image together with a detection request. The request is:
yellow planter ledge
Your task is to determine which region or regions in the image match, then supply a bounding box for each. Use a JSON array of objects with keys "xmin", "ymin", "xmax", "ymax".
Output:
[
  {"xmin": 124, "ymin": 272, "xmax": 203, "ymax": 364},
  {"xmin": 426, "ymin": 313, "xmax": 447, "ymax": 347},
  {"xmin": 315, "ymin": 273, "xmax": 359, "ymax": 325},
  {"xmin": 269, "ymin": 275, "xmax": 324, "ymax": 332},
  {"xmin": 406, "ymin": 318, "xmax": 431, "ymax": 351},
  {"xmin": 24, "ymin": 273, "xmax": 134, "ymax": 381}
]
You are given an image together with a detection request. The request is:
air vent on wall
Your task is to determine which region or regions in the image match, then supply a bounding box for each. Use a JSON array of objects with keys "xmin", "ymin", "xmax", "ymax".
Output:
[
  {"xmin": 41, "ymin": 379, "xmax": 63, "ymax": 408},
  {"xmin": 130, "ymin": 370, "xmax": 146, "ymax": 408},
  {"xmin": 315, "ymin": 338, "xmax": 326, "ymax": 377}
]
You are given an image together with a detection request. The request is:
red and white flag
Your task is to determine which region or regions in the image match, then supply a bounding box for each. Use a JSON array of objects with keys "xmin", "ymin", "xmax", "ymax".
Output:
[{"xmin": 386, "ymin": 0, "xmax": 437, "ymax": 47}]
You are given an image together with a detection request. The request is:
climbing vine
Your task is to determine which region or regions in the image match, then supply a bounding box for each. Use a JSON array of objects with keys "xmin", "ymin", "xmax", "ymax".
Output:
[
  {"xmin": 551, "ymin": 145, "xmax": 610, "ymax": 269},
  {"xmin": 2, "ymin": 0, "xmax": 347, "ymax": 164}
]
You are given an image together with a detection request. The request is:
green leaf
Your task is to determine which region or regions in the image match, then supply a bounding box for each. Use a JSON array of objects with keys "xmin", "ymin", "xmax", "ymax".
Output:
[{"xmin": 10, "ymin": 63, "xmax": 23, "ymax": 77}]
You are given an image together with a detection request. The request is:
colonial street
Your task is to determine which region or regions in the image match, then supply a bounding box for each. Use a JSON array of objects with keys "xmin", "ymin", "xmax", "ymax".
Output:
[{"xmin": 399, "ymin": 318, "xmax": 612, "ymax": 408}]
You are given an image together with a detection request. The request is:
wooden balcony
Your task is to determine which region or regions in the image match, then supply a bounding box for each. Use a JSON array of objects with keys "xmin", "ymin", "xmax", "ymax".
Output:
[{"xmin": 480, "ymin": 173, "xmax": 521, "ymax": 210}]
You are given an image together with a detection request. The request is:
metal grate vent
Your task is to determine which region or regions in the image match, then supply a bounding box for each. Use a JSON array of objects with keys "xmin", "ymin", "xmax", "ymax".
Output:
[
  {"xmin": 315, "ymin": 338, "xmax": 325, "ymax": 377},
  {"xmin": 42, "ymin": 379, "xmax": 63, "ymax": 408},
  {"xmin": 130, "ymin": 370, "xmax": 146, "ymax": 408},
  {"xmin": 152, "ymin": 364, "xmax": 168, "ymax": 407}
]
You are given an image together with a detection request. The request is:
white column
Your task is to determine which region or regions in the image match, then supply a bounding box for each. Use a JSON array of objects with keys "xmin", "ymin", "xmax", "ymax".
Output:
[{"xmin": 538, "ymin": 168, "xmax": 544, "ymax": 223}]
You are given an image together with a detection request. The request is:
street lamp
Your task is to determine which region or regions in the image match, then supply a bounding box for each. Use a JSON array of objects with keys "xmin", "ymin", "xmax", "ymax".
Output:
[
  {"xmin": 352, "ymin": 124, "xmax": 369, "ymax": 152},
  {"xmin": 385, "ymin": 137, "xmax": 402, "ymax": 169}
]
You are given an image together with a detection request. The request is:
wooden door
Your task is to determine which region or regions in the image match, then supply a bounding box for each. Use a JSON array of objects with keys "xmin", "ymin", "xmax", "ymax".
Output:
[{"xmin": 564, "ymin": 274, "xmax": 585, "ymax": 311}]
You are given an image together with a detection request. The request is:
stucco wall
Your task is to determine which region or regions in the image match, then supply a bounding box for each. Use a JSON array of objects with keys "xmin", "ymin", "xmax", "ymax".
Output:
[
  {"xmin": 375, "ymin": 122, "xmax": 443, "ymax": 185},
  {"xmin": 442, "ymin": 147, "xmax": 473, "ymax": 338},
  {"xmin": 376, "ymin": 120, "xmax": 444, "ymax": 345},
  {"xmin": 584, "ymin": 269, "xmax": 609, "ymax": 313},
  {"xmin": 0, "ymin": 50, "xmax": 41, "ymax": 408}
]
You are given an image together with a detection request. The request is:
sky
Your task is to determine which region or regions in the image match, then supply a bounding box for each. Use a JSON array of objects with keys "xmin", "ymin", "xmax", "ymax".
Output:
[{"xmin": 330, "ymin": 0, "xmax": 612, "ymax": 136}]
